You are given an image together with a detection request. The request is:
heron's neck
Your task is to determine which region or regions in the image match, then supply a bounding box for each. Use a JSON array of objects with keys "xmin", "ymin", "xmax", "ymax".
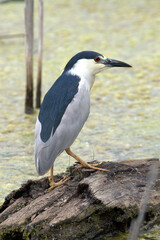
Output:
[
  {"xmin": 84, "ymin": 74, "xmax": 95, "ymax": 90},
  {"xmin": 67, "ymin": 69, "xmax": 95, "ymax": 90}
]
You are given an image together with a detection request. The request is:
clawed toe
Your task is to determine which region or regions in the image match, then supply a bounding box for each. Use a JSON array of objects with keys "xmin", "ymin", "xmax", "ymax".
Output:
[{"xmin": 45, "ymin": 176, "xmax": 71, "ymax": 193}]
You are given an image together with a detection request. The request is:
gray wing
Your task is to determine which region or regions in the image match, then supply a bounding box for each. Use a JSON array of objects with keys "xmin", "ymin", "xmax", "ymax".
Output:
[{"xmin": 35, "ymin": 84, "xmax": 90, "ymax": 175}]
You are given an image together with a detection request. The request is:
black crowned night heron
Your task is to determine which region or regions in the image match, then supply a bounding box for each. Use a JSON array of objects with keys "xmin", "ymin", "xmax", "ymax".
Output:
[{"xmin": 35, "ymin": 51, "xmax": 131, "ymax": 192}]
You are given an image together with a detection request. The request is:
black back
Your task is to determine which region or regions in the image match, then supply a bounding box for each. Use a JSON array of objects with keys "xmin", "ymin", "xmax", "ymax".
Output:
[{"xmin": 38, "ymin": 73, "xmax": 80, "ymax": 142}]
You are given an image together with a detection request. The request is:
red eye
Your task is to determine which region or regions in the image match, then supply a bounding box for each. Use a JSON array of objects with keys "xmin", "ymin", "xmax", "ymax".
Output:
[{"xmin": 94, "ymin": 57, "xmax": 100, "ymax": 62}]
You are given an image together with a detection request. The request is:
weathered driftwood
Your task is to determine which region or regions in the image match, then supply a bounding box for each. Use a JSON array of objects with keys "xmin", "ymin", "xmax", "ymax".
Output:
[{"xmin": 0, "ymin": 159, "xmax": 159, "ymax": 240}]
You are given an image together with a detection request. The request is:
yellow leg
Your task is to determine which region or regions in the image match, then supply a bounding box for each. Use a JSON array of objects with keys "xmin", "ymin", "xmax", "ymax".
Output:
[
  {"xmin": 46, "ymin": 165, "xmax": 70, "ymax": 193},
  {"xmin": 48, "ymin": 165, "xmax": 54, "ymax": 184},
  {"xmin": 65, "ymin": 148, "xmax": 109, "ymax": 172}
]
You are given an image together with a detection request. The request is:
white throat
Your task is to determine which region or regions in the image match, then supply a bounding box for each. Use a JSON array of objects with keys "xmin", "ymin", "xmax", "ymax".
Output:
[{"xmin": 67, "ymin": 59, "xmax": 99, "ymax": 90}]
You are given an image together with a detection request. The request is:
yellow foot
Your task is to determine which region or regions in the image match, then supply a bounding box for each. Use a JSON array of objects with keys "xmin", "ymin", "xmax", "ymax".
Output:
[
  {"xmin": 74, "ymin": 161, "xmax": 109, "ymax": 172},
  {"xmin": 45, "ymin": 176, "xmax": 71, "ymax": 193},
  {"xmin": 65, "ymin": 148, "xmax": 109, "ymax": 173}
]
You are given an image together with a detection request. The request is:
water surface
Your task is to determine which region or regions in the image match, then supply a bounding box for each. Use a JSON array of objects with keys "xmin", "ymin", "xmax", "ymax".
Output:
[{"xmin": 0, "ymin": 0, "xmax": 160, "ymax": 208}]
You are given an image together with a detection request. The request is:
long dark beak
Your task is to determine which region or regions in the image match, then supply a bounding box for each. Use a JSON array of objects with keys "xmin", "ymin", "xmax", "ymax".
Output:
[{"xmin": 104, "ymin": 58, "xmax": 132, "ymax": 68}]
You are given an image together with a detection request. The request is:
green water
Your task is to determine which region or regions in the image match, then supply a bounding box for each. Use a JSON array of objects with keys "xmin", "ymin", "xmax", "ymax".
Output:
[{"xmin": 0, "ymin": 2, "xmax": 160, "ymax": 236}]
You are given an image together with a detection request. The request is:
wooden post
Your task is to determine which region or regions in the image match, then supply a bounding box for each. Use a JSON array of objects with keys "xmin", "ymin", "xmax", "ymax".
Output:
[
  {"xmin": 24, "ymin": 0, "xmax": 34, "ymax": 114},
  {"xmin": 36, "ymin": 0, "xmax": 43, "ymax": 108}
]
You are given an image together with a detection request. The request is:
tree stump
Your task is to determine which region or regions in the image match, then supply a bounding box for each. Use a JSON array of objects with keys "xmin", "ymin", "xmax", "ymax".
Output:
[{"xmin": 0, "ymin": 159, "xmax": 159, "ymax": 240}]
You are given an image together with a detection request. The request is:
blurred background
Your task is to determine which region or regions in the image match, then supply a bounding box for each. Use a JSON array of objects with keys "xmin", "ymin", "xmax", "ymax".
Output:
[{"xmin": 0, "ymin": 0, "xmax": 160, "ymax": 207}]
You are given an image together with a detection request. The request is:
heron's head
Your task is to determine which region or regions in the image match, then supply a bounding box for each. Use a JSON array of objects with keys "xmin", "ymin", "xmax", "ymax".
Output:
[{"xmin": 64, "ymin": 51, "xmax": 132, "ymax": 77}]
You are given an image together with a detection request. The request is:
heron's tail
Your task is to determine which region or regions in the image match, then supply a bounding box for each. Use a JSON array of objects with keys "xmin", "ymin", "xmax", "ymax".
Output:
[{"xmin": 35, "ymin": 144, "xmax": 56, "ymax": 176}]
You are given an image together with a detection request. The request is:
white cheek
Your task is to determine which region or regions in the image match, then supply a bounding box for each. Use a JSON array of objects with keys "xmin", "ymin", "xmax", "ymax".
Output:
[
  {"xmin": 93, "ymin": 63, "xmax": 106, "ymax": 74},
  {"xmin": 68, "ymin": 59, "xmax": 95, "ymax": 77},
  {"xmin": 67, "ymin": 58, "xmax": 108, "ymax": 77},
  {"xmin": 87, "ymin": 61, "xmax": 103, "ymax": 74}
]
